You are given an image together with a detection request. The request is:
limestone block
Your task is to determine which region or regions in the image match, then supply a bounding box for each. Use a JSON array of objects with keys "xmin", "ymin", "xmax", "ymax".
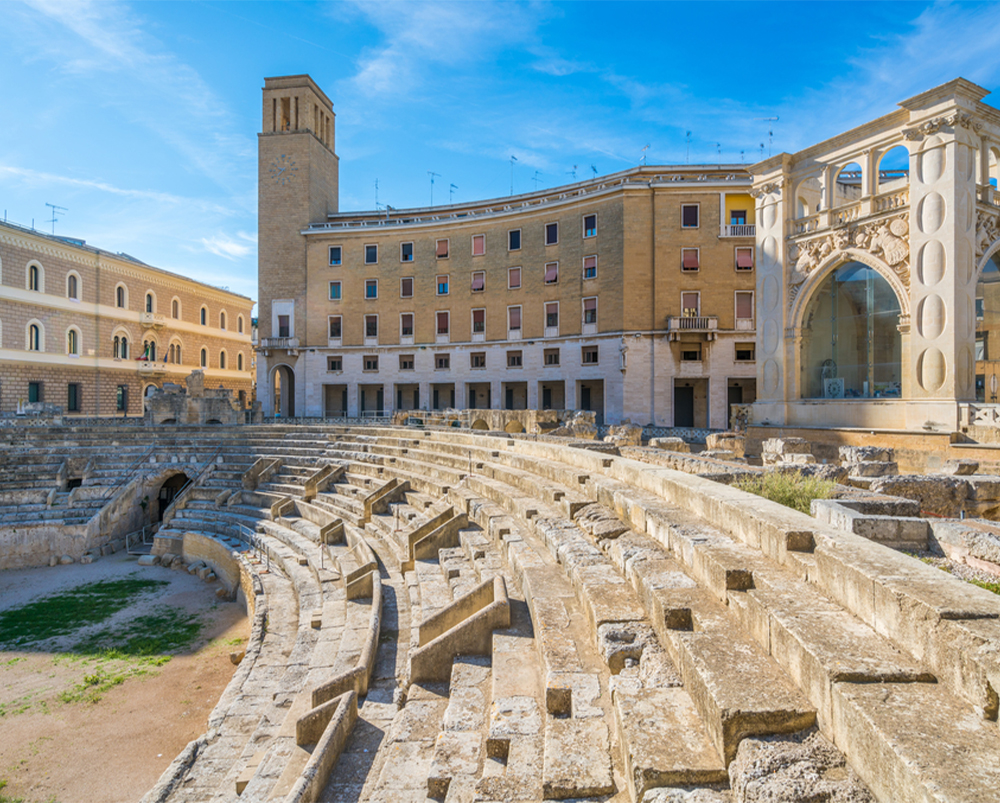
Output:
[
  {"xmin": 838, "ymin": 445, "xmax": 893, "ymax": 464},
  {"xmin": 781, "ymin": 453, "xmax": 816, "ymax": 465},
  {"xmin": 137, "ymin": 554, "xmax": 157, "ymax": 566},
  {"xmin": 966, "ymin": 476, "xmax": 1000, "ymax": 502},
  {"xmin": 706, "ymin": 432, "xmax": 746, "ymax": 457},
  {"xmin": 700, "ymin": 449, "xmax": 738, "ymax": 461},
  {"xmin": 487, "ymin": 696, "xmax": 541, "ymax": 758},
  {"xmin": 869, "ymin": 475, "xmax": 968, "ymax": 518},
  {"xmin": 649, "ymin": 437, "xmax": 691, "ymax": 453},
  {"xmin": 849, "ymin": 461, "xmax": 898, "ymax": 478},
  {"xmin": 427, "ymin": 730, "xmax": 483, "ymax": 799},
  {"xmin": 643, "ymin": 789, "xmax": 730, "ymax": 802},
  {"xmin": 48, "ymin": 556, "xmax": 57, "ymax": 567},
  {"xmin": 762, "ymin": 438, "xmax": 811, "ymax": 456},
  {"xmin": 80, "ymin": 555, "xmax": 94, "ymax": 565},
  {"xmin": 729, "ymin": 728, "xmax": 874, "ymax": 803},
  {"xmin": 604, "ymin": 423, "xmax": 643, "ymax": 447},
  {"xmin": 941, "ymin": 459, "xmax": 980, "ymax": 476},
  {"xmin": 542, "ymin": 717, "xmax": 614, "ymax": 800}
]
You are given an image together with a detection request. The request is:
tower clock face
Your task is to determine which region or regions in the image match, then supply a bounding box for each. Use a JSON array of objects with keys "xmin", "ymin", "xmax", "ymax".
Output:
[{"xmin": 269, "ymin": 154, "xmax": 298, "ymax": 185}]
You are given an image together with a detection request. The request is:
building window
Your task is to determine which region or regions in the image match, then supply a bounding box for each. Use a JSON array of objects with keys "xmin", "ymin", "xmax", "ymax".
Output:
[
  {"xmin": 220, "ymin": 311, "xmax": 226, "ymax": 330},
  {"xmin": 583, "ymin": 214, "xmax": 597, "ymax": 238},
  {"xmin": 401, "ymin": 242, "xmax": 413, "ymax": 262},
  {"xmin": 735, "ymin": 343, "xmax": 756, "ymax": 361},
  {"xmin": 682, "ymin": 292, "xmax": 700, "ymax": 317},
  {"xmin": 401, "ymin": 313, "xmax": 414, "ymax": 337},
  {"xmin": 736, "ymin": 291, "xmax": 754, "ymax": 321},
  {"xmin": 401, "ymin": 277, "xmax": 413, "ymax": 298},
  {"xmin": 472, "ymin": 234, "xmax": 486, "ymax": 256},
  {"xmin": 116, "ymin": 385, "xmax": 128, "ymax": 412},
  {"xmin": 365, "ymin": 315, "xmax": 378, "ymax": 338},
  {"xmin": 67, "ymin": 274, "xmax": 78, "ymax": 300},
  {"xmin": 682, "ymin": 345, "xmax": 702, "ymax": 361},
  {"xmin": 544, "ymin": 262, "xmax": 559, "ymax": 284},
  {"xmin": 200, "ymin": 348, "xmax": 207, "ymax": 367},
  {"xmin": 507, "ymin": 350, "xmax": 522, "ymax": 367},
  {"xmin": 200, "ymin": 306, "xmax": 207, "ymax": 326},
  {"xmin": 508, "ymin": 267, "xmax": 521, "ymax": 289},
  {"xmin": 364, "ymin": 355, "xmax": 379, "ymax": 371},
  {"xmin": 583, "ymin": 255, "xmax": 597, "ymax": 279},
  {"xmin": 237, "ymin": 352, "xmax": 244, "ymax": 371},
  {"xmin": 67, "ymin": 329, "xmax": 79, "ymax": 356},
  {"xmin": 329, "ymin": 316, "xmax": 342, "ymax": 338},
  {"xmin": 681, "ymin": 204, "xmax": 699, "ymax": 228},
  {"xmin": 731, "ymin": 209, "xmax": 748, "ymax": 225},
  {"xmin": 172, "ymin": 299, "xmax": 180, "ymax": 319},
  {"xmin": 471, "ymin": 271, "xmax": 485, "ymax": 292},
  {"xmin": 437, "ymin": 311, "xmax": 450, "ymax": 335},
  {"xmin": 146, "ymin": 293, "xmax": 154, "ymax": 313},
  {"xmin": 220, "ymin": 351, "xmax": 227, "ymax": 369},
  {"xmin": 114, "ymin": 335, "xmax": 129, "ymax": 359},
  {"xmin": 436, "ymin": 353, "xmax": 451, "ymax": 370},
  {"xmin": 238, "ymin": 315, "xmax": 244, "ymax": 333},
  {"xmin": 365, "ymin": 279, "xmax": 378, "ymax": 299},
  {"xmin": 29, "ymin": 265, "xmax": 40, "ymax": 292},
  {"xmin": 545, "ymin": 222, "xmax": 558, "ymax": 245},
  {"xmin": 508, "ymin": 229, "xmax": 521, "ymax": 251},
  {"xmin": 583, "ymin": 297, "xmax": 598, "ymax": 325},
  {"xmin": 328, "ymin": 356, "xmax": 342, "ymax": 371},
  {"xmin": 682, "ymin": 248, "xmax": 700, "ymax": 271},
  {"xmin": 544, "ymin": 348, "xmax": 560, "ymax": 366},
  {"xmin": 582, "ymin": 346, "xmax": 599, "ymax": 364},
  {"xmin": 116, "ymin": 285, "xmax": 126, "ymax": 308},
  {"xmin": 142, "ymin": 339, "xmax": 156, "ymax": 361},
  {"xmin": 28, "ymin": 382, "xmax": 42, "ymax": 404},
  {"xmin": 365, "ymin": 244, "xmax": 378, "ymax": 264},
  {"xmin": 736, "ymin": 247, "xmax": 754, "ymax": 271},
  {"xmin": 67, "ymin": 383, "xmax": 80, "ymax": 412},
  {"xmin": 508, "ymin": 306, "xmax": 521, "ymax": 331},
  {"xmin": 399, "ymin": 354, "xmax": 414, "ymax": 370},
  {"xmin": 329, "ymin": 245, "xmax": 342, "ymax": 266},
  {"xmin": 28, "ymin": 324, "xmax": 41, "ymax": 351},
  {"xmin": 471, "ymin": 352, "xmax": 486, "ymax": 368},
  {"xmin": 436, "ymin": 239, "xmax": 449, "ymax": 259},
  {"xmin": 277, "ymin": 315, "xmax": 290, "ymax": 338},
  {"xmin": 545, "ymin": 302, "xmax": 559, "ymax": 328},
  {"xmin": 329, "ymin": 281, "xmax": 342, "ymax": 300},
  {"xmin": 437, "ymin": 275, "xmax": 449, "ymax": 295},
  {"xmin": 472, "ymin": 308, "xmax": 485, "ymax": 333}
]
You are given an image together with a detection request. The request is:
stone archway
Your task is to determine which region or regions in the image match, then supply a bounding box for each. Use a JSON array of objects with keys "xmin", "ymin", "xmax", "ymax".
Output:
[
  {"xmin": 154, "ymin": 471, "xmax": 190, "ymax": 523},
  {"xmin": 272, "ymin": 364, "xmax": 296, "ymax": 418}
]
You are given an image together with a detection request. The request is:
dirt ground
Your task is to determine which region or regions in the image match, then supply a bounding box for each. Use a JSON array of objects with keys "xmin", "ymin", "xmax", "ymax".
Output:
[{"xmin": 0, "ymin": 552, "xmax": 248, "ymax": 803}]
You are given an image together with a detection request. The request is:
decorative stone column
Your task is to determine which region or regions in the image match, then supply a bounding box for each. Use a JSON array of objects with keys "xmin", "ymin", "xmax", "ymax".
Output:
[{"xmin": 752, "ymin": 176, "xmax": 789, "ymax": 424}]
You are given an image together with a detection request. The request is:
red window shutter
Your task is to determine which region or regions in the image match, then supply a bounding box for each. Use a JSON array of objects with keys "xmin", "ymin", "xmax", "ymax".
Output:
[
  {"xmin": 736, "ymin": 293, "xmax": 753, "ymax": 319},
  {"xmin": 544, "ymin": 263, "xmax": 559, "ymax": 282},
  {"xmin": 437, "ymin": 312, "xmax": 449, "ymax": 333},
  {"xmin": 737, "ymin": 249, "xmax": 754, "ymax": 269},
  {"xmin": 584, "ymin": 298, "xmax": 597, "ymax": 311},
  {"xmin": 473, "ymin": 309, "xmax": 484, "ymax": 324},
  {"xmin": 436, "ymin": 240, "xmax": 449, "ymax": 257},
  {"xmin": 509, "ymin": 307, "xmax": 521, "ymax": 328},
  {"xmin": 682, "ymin": 250, "xmax": 699, "ymax": 270},
  {"xmin": 471, "ymin": 273, "xmax": 485, "ymax": 290}
]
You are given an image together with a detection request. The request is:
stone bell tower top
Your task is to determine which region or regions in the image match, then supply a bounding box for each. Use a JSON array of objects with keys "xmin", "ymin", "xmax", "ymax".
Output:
[{"xmin": 261, "ymin": 74, "xmax": 336, "ymax": 154}]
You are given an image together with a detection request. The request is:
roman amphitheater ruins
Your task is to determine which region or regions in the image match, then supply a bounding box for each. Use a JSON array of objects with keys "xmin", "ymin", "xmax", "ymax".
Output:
[{"xmin": 2, "ymin": 76, "xmax": 1000, "ymax": 802}]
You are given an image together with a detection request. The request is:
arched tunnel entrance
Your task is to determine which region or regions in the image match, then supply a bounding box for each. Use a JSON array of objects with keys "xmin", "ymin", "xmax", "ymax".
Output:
[{"xmin": 155, "ymin": 472, "xmax": 190, "ymax": 523}]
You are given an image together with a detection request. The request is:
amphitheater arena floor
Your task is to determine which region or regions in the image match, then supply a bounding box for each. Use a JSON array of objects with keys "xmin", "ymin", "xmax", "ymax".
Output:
[{"xmin": 0, "ymin": 551, "xmax": 247, "ymax": 803}]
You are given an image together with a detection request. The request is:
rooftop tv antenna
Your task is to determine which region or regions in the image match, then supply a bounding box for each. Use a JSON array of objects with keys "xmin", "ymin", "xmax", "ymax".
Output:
[
  {"xmin": 428, "ymin": 171, "xmax": 441, "ymax": 206},
  {"xmin": 532, "ymin": 170, "xmax": 542, "ymax": 190},
  {"xmin": 45, "ymin": 203, "xmax": 67, "ymax": 235},
  {"xmin": 760, "ymin": 142, "xmax": 766, "ymax": 160},
  {"xmin": 374, "ymin": 178, "xmax": 379, "ymax": 208},
  {"xmin": 686, "ymin": 131, "xmax": 692, "ymax": 164},
  {"xmin": 754, "ymin": 117, "xmax": 779, "ymax": 157},
  {"xmin": 640, "ymin": 144, "xmax": 649, "ymax": 165},
  {"xmin": 509, "ymin": 155, "xmax": 518, "ymax": 195},
  {"xmin": 716, "ymin": 143, "xmax": 722, "ymax": 160},
  {"xmin": 590, "ymin": 165, "xmax": 598, "ymax": 179},
  {"xmin": 449, "ymin": 183, "xmax": 458, "ymax": 203},
  {"xmin": 567, "ymin": 165, "xmax": 578, "ymax": 181}
]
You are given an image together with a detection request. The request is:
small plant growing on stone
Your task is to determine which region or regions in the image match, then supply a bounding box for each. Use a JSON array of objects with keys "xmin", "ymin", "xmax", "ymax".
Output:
[{"xmin": 734, "ymin": 471, "xmax": 835, "ymax": 515}]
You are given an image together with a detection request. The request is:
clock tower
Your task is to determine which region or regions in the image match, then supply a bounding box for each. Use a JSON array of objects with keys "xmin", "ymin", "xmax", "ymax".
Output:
[{"xmin": 257, "ymin": 75, "xmax": 339, "ymax": 414}]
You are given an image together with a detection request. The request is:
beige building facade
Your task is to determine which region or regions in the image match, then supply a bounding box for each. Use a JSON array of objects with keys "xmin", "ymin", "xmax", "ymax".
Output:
[
  {"xmin": 750, "ymin": 78, "xmax": 1000, "ymax": 433},
  {"xmin": 257, "ymin": 74, "xmax": 757, "ymax": 427},
  {"xmin": 0, "ymin": 220, "xmax": 255, "ymax": 416}
]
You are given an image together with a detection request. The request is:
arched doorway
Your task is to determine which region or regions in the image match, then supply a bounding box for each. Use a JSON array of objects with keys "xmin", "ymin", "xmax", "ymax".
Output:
[
  {"xmin": 976, "ymin": 253, "xmax": 1000, "ymax": 401},
  {"xmin": 155, "ymin": 472, "xmax": 189, "ymax": 522},
  {"xmin": 272, "ymin": 364, "xmax": 296, "ymax": 417},
  {"xmin": 799, "ymin": 262, "xmax": 902, "ymax": 399}
]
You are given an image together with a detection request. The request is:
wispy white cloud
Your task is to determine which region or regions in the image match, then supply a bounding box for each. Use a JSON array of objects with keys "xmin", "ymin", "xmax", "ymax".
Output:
[{"xmin": 200, "ymin": 231, "xmax": 257, "ymax": 261}]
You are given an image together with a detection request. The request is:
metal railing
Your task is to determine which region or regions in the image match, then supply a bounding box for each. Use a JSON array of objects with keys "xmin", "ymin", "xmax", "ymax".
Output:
[
  {"xmin": 101, "ymin": 446, "xmax": 155, "ymax": 500},
  {"xmin": 125, "ymin": 524, "xmax": 155, "ymax": 554},
  {"xmin": 160, "ymin": 445, "xmax": 224, "ymax": 524}
]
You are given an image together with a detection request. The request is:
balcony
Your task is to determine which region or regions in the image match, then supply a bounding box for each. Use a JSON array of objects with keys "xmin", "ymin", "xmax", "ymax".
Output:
[
  {"xmin": 139, "ymin": 312, "xmax": 166, "ymax": 329},
  {"xmin": 259, "ymin": 337, "xmax": 299, "ymax": 350},
  {"xmin": 735, "ymin": 318, "xmax": 755, "ymax": 331},
  {"xmin": 720, "ymin": 224, "xmax": 755, "ymax": 237},
  {"xmin": 666, "ymin": 315, "xmax": 718, "ymax": 341},
  {"xmin": 137, "ymin": 361, "xmax": 168, "ymax": 377}
]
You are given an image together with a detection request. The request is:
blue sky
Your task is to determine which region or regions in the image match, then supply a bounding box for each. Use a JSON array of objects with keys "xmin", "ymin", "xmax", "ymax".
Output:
[{"xmin": 3, "ymin": 1, "xmax": 1000, "ymax": 306}]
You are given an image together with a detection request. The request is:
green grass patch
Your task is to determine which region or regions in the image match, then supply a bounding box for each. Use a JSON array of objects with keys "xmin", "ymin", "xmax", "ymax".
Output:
[
  {"xmin": 971, "ymin": 578, "xmax": 1000, "ymax": 596},
  {"xmin": 734, "ymin": 471, "xmax": 836, "ymax": 515},
  {"xmin": 0, "ymin": 779, "xmax": 24, "ymax": 803},
  {"xmin": 0, "ymin": 576, "xmax": 169, "ymax": 649}
]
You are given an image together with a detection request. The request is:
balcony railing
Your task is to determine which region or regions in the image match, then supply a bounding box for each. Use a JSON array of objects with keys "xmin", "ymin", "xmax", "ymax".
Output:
[
  {"xmin": 666, "ymin": 316, "xmax": 718, "ymax": 332},
  {"xmin": 720, "ymin": 224, "xmax": 756, "ymax": 237},
  {"xmin": 137, "ymin": 361, "xmax": 168, "ymax": 377},
  {"xmin": 139, "ymin": 312, "xmax": 166, "ymax": 329},
  {"xmin": 259, "ymin": 337, "xmax": 299, "ymax": 350}
]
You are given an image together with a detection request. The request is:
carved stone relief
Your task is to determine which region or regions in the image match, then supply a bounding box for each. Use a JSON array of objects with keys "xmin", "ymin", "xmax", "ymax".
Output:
[
  {"xmin": 902, "ymin": 112, "xmax": 983, "ymax": 141},
  {"xmin": 976, "ymin": 209, "xmax": 1000, "ymax": 260}
]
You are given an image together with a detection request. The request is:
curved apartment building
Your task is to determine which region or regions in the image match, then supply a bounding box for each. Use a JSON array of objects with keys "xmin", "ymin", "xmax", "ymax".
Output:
[{"xmin": 257, "ymin": 75, "xmax": 757, "ymax": 427}]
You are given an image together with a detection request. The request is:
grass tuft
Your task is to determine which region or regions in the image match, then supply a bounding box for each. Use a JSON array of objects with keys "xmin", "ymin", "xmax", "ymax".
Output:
[
  {"xmin": 734, "ymin": 471, "xmax": 836, "ymax": 515},
  {"xmin": 971, "ymin": 578, "xmax": 1000, "ymax": 596}
]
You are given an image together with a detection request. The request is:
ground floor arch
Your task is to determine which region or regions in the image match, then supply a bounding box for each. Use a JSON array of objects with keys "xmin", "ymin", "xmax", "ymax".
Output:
[
  {"xmin": 272, "ymin": 364, "xmax": 296, "ymax": 418},
  {"xmin": 153, "ymin": 471, "xmax": 190, "ymax": 522}
]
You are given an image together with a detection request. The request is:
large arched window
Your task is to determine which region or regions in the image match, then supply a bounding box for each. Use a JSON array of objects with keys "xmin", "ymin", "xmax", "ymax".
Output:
[
  {"xmin": 28, "ymin": 323, "xmax": 41, "ymax": 351},
  {"xmin": 237, "ymin": 352, "xmax": 244, "ymax": 371},
  {"xmin": 219, "ymin": 350, "xmax": 227, "ymax": 369},
  {"xmin": 171, "ymin": 298, "xmax": 180, "ymax": 319},
  {"xmin": 116, "ymin": 284, "xmax": 127, "ymax": 308},
  {"xmin": 800, "ymin": 262, "xmax": 902, "ymax": 399},
  {"xmin": 114, "ymin": 333, "xmax": 129, "ymax": 359},
  {"xmin": 976, "ymin": 253, "xmax": 1000, "ymax": 401},
  {"xmin": 145, "ymin": 292, "xmax": 154, "ymax": 313},
  {"xmin": 67, "ymin": 273, "xmax": 79, "ymax": 300},
  {"xmin": 200, "ymin": 306, "xmax": 207, "ymax": 326}
]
